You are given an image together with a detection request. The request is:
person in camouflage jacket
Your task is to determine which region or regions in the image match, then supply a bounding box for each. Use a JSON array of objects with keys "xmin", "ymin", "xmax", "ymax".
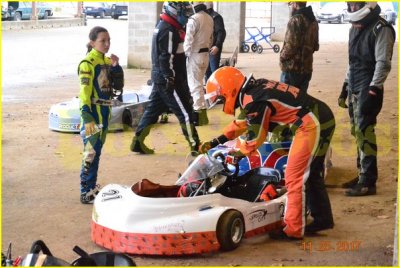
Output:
[{"xmin": 280, "ymin": 2, "xmax": 319, "ymax": 93}]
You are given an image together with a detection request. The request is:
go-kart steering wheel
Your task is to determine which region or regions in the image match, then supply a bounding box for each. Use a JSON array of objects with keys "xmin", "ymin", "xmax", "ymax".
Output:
[{"xmin": 212, "ymin": 152, "xmax": 239, "ymax": 177}]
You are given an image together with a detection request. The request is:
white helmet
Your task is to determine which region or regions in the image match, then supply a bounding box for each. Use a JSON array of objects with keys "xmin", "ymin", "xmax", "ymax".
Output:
[
  {"xmin": 204, "ymin": 2, "xmax": 213, "ymax": 10},
  {"xmin": 347, "ymin": 2, "xmax": 377, "ymax": 23},
  {"xmin": 192, "ymin": 1, "xmax": 207, "ymax": 13}
]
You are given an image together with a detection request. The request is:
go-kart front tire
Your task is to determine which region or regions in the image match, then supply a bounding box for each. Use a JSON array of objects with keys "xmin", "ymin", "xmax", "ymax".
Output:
[
  {"xmin": 217, "ymin": 210, "xmax": 244, "ymax": 251},
  {"xmin": 122, "ymin": 109, "xmax": 133, "ymax": 131}
]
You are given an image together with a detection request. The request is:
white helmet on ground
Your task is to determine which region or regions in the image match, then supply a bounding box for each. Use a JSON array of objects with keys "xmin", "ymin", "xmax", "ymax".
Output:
[{"xmin": 347, "ymin": 2, "xmax": 378, "ymax": 22}]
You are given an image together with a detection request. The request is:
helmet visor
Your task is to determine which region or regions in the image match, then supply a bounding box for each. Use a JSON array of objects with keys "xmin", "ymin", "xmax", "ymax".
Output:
[
  {"xmin": 204, "ymin": 90, "xmax": 224, "ymax": 109},
  {"xmin": 347, "ymin": 2, "xmax": 366, "ymax": 12}
]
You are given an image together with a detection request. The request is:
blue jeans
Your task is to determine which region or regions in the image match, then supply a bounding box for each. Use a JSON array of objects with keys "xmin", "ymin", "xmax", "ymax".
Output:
[
  {"xmin": 280, "ymin": 72, "xmax": 312, "ymax": 93},
  {"xmin": 205, "ymin": 50, "xmax": 222, "ymax": 82}
]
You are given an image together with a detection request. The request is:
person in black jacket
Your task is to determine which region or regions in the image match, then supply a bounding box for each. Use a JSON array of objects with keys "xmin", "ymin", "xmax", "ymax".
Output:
[
  {"xmin": 338, "ymin": 2, "xmax": 395, "ymax": 196},
  {"xmin": 130, "ymin": 2, "xmax": 201, "ymax": 156},
  {"xmin": 204, "ymin": 2, "xmax": 226, "ymax": 82},
  {"xmin": 280, "ymin": 1, "xmax": 319, "ymax": 93}
]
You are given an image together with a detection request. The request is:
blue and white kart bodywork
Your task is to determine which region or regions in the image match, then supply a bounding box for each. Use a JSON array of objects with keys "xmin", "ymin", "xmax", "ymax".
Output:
[
  {"xmin": 91, "ymin": 141, "xmax": 290, "ymax": 255},
  {"xmin": 48, "ymin": 86, "xmax": 151, "ymax": 133},
  {"xmin": 208, "ymin": 140, "xmax": 290, "ymax": 177}
]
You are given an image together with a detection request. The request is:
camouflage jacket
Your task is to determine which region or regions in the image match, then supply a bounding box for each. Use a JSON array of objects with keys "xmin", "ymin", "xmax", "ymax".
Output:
[{"xmin": 280, "ymin": 6, "xmax": 319, "ymax": 74}]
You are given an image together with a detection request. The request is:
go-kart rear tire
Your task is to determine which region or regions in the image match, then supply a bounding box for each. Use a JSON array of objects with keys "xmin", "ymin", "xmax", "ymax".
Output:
[{"xmin": 217, "ymin": 210, "xmax": 244, "ymax": 251}]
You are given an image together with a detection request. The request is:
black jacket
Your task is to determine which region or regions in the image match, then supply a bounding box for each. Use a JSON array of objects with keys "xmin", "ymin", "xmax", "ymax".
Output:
[
  {"xmin": 151, "ymin": 17, "xmax": 186, "ymax": 84},
  {"xmin": 348, "ymin": 5, "xmax": 395, "ymax": 93},
  {"xmin": 206, "ymin": 9, "xmax": 226, "ymax": 50}
]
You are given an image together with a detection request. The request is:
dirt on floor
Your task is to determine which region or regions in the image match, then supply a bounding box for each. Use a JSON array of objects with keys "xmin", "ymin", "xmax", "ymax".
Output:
[{"xmin": 2, "ymin": 42, "xmax": 398, "ymax": 266}]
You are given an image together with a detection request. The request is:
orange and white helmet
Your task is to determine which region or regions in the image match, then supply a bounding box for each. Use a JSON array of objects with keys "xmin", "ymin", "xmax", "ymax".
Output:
[{"xmin": 205, "ymin": 67, "xmax": 246, "ymax": 115}]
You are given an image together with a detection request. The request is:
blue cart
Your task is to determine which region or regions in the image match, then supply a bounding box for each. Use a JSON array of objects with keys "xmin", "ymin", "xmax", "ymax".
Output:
[{"xmin": 242, "ymin": 27, "xmax": 280, "ymax": 54}]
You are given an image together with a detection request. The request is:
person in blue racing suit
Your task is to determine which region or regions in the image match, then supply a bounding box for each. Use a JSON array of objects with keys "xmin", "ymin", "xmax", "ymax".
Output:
[
  {"xmin": 78, "ymin": 26, "xmax": 124, "ymax": 204},
  {"xmin": 130, "ymin": 2, "xmax": 201, "ymax": 155}
]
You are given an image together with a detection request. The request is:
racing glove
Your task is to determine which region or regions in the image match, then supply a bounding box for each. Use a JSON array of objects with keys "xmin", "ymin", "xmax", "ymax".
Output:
[
  {"xmin": 110, "ymin": 67, "xmax": 124, "ymax": 91},
  {"xmin": 259, "ymin": 184, "xmax": 278, "ymax": 201},
  {"xmin": 84, "ymin": 121, "xmax": 96, "ymax": 137},
  {"xmin": 165, "ymin": 76, "xmax": 175, "ymax": 92},
  {"xmin": 226, "ymin": 149, "xmax": 245, "ymax": 165},
  {"xmin": 360, "ymin": 86, "xmax": 383, "ymax": 115},
  {"xmin": 198, "ymin": 135, "xmax": 229, "ymax": 154},
  {"xmin": 338, "ymin": 82, "xmax": 348, "ymax": 108}
]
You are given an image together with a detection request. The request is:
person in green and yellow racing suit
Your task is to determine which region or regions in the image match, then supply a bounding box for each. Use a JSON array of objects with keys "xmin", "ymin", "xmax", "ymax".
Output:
[{"xmin": 78, "ymin": 26, "xmax": 124, "ymax": 204}]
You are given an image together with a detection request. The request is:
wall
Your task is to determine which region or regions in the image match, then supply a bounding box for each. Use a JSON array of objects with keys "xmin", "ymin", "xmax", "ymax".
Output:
[
  {"xmin": 2, "ymin": 18, "xmax": 85, "ymax": 31},
  {"xmin": 125, "ymin": 2, "xmax": 289, "ymax": 68}
]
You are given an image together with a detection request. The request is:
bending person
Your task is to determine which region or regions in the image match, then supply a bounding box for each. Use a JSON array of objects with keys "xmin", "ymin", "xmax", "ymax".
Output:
[{"xmin": 199, "ymin": 67, "xmax": 335, "ymax": 239}]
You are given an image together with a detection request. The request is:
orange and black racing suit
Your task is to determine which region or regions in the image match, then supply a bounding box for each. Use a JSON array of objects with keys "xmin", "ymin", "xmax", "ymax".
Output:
[{"xmin": 222, "ymin": 78, "xmax": 335, "ymax": 238}]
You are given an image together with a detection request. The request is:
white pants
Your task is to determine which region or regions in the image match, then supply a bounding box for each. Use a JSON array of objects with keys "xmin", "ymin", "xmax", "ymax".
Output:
[{"xmin": 186, "ymin": 52, "xmax": 209, "ymax": 111}]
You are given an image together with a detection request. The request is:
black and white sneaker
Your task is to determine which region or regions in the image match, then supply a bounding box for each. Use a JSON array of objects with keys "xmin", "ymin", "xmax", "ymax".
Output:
[{"xmin": 80, "ymin": 185, "xmax": 101, "ymax": 204}]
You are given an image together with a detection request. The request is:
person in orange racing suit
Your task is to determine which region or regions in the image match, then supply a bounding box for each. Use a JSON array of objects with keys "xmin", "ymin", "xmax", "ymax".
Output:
[{"xmin": 199, "ymin": 66, "xmax": 335, "ymax": 239}]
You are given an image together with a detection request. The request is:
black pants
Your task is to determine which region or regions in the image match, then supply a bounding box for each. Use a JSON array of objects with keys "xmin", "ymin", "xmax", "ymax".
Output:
[
  {"xmin": 135, "ymin": 83, "xmax": 200, "ymax": 149},
  {"xmin": 306, "ymin": 96, "xmax": 335, "ymax": 226},
  {"xmin": 348, "ymin": 91, "xmax": 382, "ymax": 186}
]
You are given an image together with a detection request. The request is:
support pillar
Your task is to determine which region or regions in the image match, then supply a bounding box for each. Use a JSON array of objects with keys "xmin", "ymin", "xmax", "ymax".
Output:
[
  {"xmin": 271, "ymin": 2, "xmax": 290, "ymax": 41},
  {"xmin": 218, "ymin": 2, "xmax": 245, "ymax": 53},
  {"xmin": 127, "ymin": 2, "xmax": 162, "ymax": 69},
  {"xmin": 31, "ymin": 1, "xmax": 37, "ymax": 20}
]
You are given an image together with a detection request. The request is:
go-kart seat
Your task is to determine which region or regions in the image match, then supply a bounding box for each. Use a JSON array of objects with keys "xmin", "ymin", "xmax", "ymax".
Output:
[
  {"xmin": 222, "ymin": 167, "xmax": 281, "ymax": 202},
  {"xmin": 131, "ymin": 178, "xmax": 180, "ymax": 197}
]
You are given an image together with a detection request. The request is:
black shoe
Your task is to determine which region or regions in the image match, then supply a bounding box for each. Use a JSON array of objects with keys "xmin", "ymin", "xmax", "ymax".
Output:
[
  {"xmin": 305, "ymin": 221, "xmax": 334, "ymax": 234},
  {"xmin": 130, "ymin": 137, "xmax": 154, "ymax": 154},
  {"xmin": 345, "ymin": 184, "xmax": 376, "ymax": 196},
  {"xmin": 341, "ymin": 177, "xmax": 359, "ymax": 188},
  {"xmin": 269, "ymin": 229, "xmax": 302, "ymax": 241}
]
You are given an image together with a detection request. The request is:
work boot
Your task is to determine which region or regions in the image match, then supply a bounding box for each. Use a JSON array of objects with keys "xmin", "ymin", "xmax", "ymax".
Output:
[
  {"xmin": 195, "ymin": 109, "xmax": 209, "ymax": 126},
  {"xmin": 269, "ymin": 229, "xmax": 303, "ymax": 241},
  {"xmin": 341, "ymin": 177, "xmax": 359, "ymax": 188},
  {"xmin": 130, "ymin": 136, "xmax": 154, "ymax": 154},
  {"xmin": 345, "ymin": 184, "xmax": 376, "ymax": 197},
  {"xmin": 159, "ymin": 113, "xmax": 169, "ymax": 124},
  {"xmin": 305, "ymin": 221, "xmax": 334, "ymax": 234}
]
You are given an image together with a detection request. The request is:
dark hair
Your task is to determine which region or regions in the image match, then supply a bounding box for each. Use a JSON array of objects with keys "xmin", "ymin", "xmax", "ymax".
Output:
[
  {"xmin": 297, "ymin": 2, "xmax": 307, "ymax": 8},
  {"xmin": 86, "ymin": 26, "xmax": 108, "ymax": 53}
]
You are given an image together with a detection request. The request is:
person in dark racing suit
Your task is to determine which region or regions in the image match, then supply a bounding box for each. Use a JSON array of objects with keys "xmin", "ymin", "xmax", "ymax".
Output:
[
  {"xmin": 130, "ymin": 2, "xmax": 201, "ymax": 155},
  {"xmin": 338, "ymin": 2, "xmax": 395, "ymax": 196}
]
